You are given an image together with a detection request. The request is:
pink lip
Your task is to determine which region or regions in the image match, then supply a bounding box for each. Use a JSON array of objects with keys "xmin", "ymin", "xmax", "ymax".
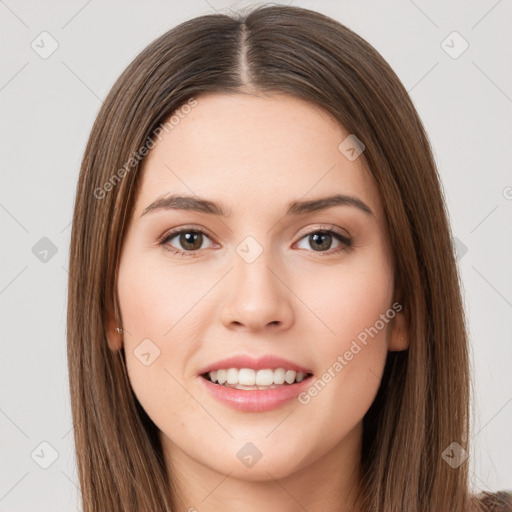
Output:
[
  {"xmin": 199, "ymin": 374, "xmax": 314, "ymax": 412},
  {"xmin": 197, "ymin": 354, "xmax": 312, "ymax": 375}
]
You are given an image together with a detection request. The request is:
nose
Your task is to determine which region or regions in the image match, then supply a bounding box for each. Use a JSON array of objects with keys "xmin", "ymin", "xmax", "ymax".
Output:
[{"xmin": 220, "ymin": 254, "xmax": 295, "ymax": 333}]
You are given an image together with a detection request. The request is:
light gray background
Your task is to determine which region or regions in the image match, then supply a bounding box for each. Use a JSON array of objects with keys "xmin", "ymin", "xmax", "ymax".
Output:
[{"xmin": 1, "ymin": 0, "xmax": 511, "ymax": 509}]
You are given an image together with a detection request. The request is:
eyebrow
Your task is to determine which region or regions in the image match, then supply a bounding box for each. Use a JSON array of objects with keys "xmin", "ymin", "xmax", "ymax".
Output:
[{"xmin": 140, "ymin": 193, "xmax": 374, "ymax": 218}]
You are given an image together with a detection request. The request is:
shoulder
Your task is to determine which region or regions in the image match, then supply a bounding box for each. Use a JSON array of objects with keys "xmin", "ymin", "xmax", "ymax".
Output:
[{"xmin": 471, "ymin": 490, "xmax": 512, "ymax": 512}]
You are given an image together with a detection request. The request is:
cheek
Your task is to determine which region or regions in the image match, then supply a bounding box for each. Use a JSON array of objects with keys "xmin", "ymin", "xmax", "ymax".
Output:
[
  {"xmin": 291, "ymin": 241, "xmax": 394, "ymax": 351},
  {"xmin": 117, "ymin": 240, "xmax": 209, "ymax": 344},
  {"xmin": 294, "ymin": 338, "xmax": 387, "ymax": 467},
  {"xmin": 292, "ymin": 295, "xmax": 391, "ymax": 465},
  {"xmin": 117, "ymin": 243, "xmax": 221, "ymax": 336},
  {"xmin": 291, "ymin": 248, "xmax": 393, "ymax": 433},
  {"xmin": 116, "ymin": 249, "xmax": 202, "ymax": 431}
]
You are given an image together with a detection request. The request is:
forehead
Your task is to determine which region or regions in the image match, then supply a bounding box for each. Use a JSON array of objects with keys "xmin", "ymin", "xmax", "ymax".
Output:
[{"xmin": 136, "ymin": 92, "xmax": 384, "ymax": 221}]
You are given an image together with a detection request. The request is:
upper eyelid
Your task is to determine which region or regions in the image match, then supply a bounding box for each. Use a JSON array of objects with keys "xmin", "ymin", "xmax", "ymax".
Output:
[{"xmin": 159, "ymin": 225, "xmax": 215, "ymax": 244}]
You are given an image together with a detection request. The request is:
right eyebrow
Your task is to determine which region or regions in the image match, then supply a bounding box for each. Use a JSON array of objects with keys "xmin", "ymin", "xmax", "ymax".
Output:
[{"xmin": 140, "ymin": 194, "xmax": 230, "ymax": 217}]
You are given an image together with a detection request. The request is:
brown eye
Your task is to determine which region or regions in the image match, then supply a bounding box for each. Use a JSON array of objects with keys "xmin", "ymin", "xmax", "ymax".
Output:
[
  {"xmin": 296, "ymin": 228, "xmax": 352, "ymax": 255},
  {"xmin": 176, "ymin": 231, "xmax": 203, "ymax": 251},
  {"xmin": 160, "ymin": 229, "xmax": 213, "ymax": 256},
  {"xmin": 308, "ymin": 232, "xmax": 333, "ymax": 251}
]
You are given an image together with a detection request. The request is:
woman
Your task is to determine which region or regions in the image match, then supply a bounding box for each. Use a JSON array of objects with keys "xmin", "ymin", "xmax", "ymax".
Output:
[{"xmin": 66, "ymin": 4, "xmax": 511, "ymax": 511}]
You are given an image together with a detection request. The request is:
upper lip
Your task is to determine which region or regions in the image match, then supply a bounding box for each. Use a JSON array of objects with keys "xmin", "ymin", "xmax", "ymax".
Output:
[{"xmin": 198, "ymin": 354, "xmax": 313, "ymax": 375}]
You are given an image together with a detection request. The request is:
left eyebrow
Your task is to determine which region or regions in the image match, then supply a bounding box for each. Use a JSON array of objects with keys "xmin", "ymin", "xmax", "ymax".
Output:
[
  {"xmin": 287, "ymin": 194, "xmax": 373, "ymax": 216},
  {"xmin": 140, "ymin": 193, "xmax": 374, "ymax": 218}
]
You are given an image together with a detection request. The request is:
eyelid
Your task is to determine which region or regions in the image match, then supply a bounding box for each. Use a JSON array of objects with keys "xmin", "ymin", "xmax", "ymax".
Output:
[
  {"xmin": 157, "ymin": 224, "xmax": 215, "ymax": 245},
  {"xmin": 158, "ymin": 223, "xmax": 350, "ymax": 242},
  {"xmin": 295, "ymin": 223, "xmax": 351, "ymax": 242}
]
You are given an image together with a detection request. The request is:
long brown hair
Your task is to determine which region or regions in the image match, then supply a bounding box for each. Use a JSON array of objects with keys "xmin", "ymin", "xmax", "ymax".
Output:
[{"xmin": 67, "ymin": 5, "xmax": 505, "ymax": 511}]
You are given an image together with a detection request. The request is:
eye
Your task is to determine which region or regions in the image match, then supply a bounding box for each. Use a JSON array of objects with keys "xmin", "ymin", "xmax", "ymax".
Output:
[
  {"xmin": 159, "ymin": 228, "xmax": 214, "ymax": 257},
  {"xmin": 158, "ymin": 225, "xmax": 353, "ymax": 258},
  {"xmin": 295, "ymin": 226, "xmax": 353, "ymax": 255}
]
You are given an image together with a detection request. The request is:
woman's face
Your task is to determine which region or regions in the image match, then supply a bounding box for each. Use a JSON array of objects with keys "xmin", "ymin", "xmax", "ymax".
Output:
[{"xmin": 113, "ymin": 92, "xmax": 407, "ymax": 482}]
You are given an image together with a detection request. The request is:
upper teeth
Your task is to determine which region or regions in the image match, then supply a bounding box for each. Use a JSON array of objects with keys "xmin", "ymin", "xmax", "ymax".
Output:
[{"xmin": 208, "ymin": 368, "xmax": 307, "ymax": 386}]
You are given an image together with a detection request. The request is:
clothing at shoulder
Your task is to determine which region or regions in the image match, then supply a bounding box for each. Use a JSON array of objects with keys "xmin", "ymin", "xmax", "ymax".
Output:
[{"xmin": 473, "ymin": 490, "xmax": 512, "ymax": 512}]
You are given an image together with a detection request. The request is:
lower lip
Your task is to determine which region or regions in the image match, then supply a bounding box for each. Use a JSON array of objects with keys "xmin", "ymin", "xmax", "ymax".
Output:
[{"xmin": 199, "ymin": 374, "xmax": 314, "ymax": 412}]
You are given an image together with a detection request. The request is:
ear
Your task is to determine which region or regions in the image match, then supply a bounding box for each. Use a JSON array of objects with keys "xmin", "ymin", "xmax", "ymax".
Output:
[
  {"xmin": 388, "ymin": 306, "xmax": 409, "ymax": 352},
  {"xmin": 105, "ymin": 297, "xmax": 123, "ymax": 352}
]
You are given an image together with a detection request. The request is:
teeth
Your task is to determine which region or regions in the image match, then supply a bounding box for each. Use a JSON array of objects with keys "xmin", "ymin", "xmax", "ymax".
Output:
[
  {"xmin": 226, "ymin": 368, "xmax": 238, "ymax": 384},
  {"xmin": 295, "ymin": 372, "xmax": 305, "ymax": 383},
  {"xmin": 207, "ymin": 368, "xmax": 309, "ymax": 387}
]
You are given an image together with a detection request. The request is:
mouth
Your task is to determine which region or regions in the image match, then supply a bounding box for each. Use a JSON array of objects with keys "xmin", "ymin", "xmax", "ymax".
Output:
[
  {"xmin": 199, "ymin": 368, "xmax": 315, "ymax": 412},
  {"xmin": 200, "ymin": 368, "xmax": 314, "ymax": 391}
]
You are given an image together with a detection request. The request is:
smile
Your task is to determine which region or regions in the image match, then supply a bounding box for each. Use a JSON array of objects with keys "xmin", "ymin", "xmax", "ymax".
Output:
[
  {"xmin": 203, "ymin": 368, "xmax": 311, "ymax": 389},
  {"xmin": 199, "ymin": 370, "xmax": 314, "ymax": 412}
]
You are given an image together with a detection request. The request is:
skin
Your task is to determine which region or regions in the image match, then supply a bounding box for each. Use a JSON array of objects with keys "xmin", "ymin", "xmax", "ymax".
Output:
[{"xmin": 107, "ymin": 92, "xmax": 409, "ymax": 512}]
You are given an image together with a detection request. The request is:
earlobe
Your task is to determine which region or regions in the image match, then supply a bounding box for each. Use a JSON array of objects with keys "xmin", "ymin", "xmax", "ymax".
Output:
[
  {"xmin": 388, "ymin": 310, "xmax": 409, "ymax": 352},
  {"xmin": 105, "ymin": 301, "xmax": 124, "ymax": 352},
  {"xmin": 389, "ymin": 332, "xmax": 409, "ymax": 351}
]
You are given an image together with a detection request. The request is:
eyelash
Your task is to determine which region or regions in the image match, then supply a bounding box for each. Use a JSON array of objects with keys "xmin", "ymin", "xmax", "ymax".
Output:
[{"xmin": 158, "ymin": 224, "xmax": 353, "ymax": 258}]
